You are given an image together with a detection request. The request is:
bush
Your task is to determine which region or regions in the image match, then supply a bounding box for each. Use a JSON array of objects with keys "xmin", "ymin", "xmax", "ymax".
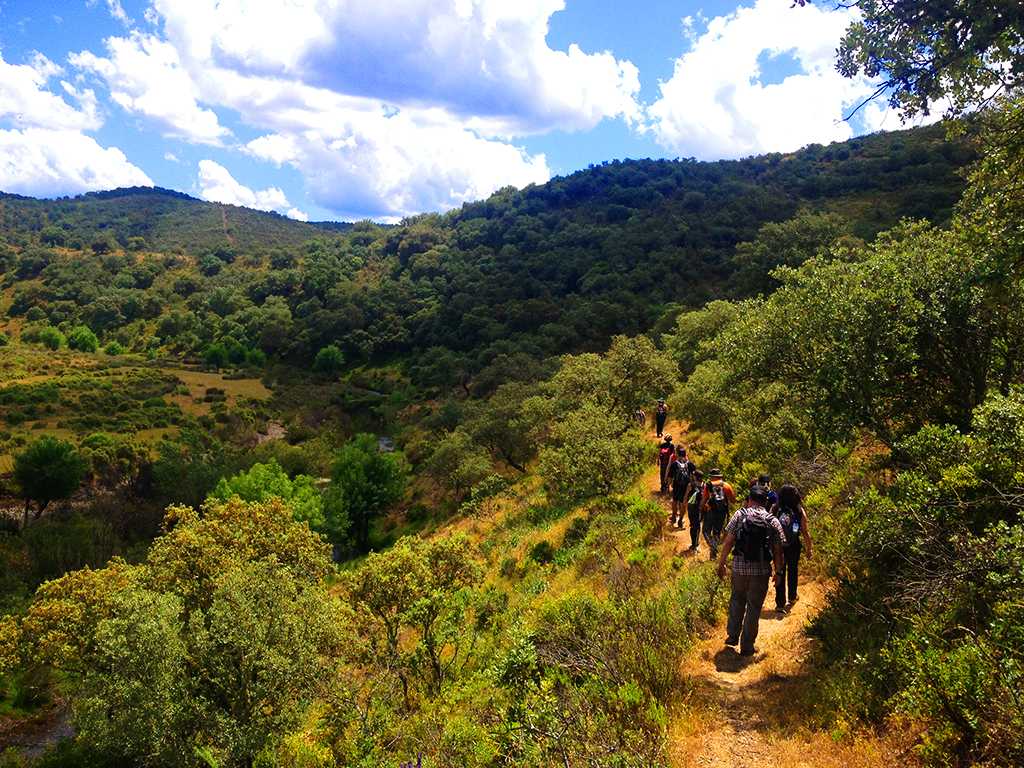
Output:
[
  {"xmin": 38, "ymin": 327, "xmax": 65, "ymax": 351},
  {"xmin": 314, "ymin": 344, "xmax": 345, "ymax": 375},
  {"xmin": 66, "ymin": 326, "xmax": 100, "ymax": 353},
  {"xmin": 529, "ymin": 539, "xmax": 556, "ymax": 564}
]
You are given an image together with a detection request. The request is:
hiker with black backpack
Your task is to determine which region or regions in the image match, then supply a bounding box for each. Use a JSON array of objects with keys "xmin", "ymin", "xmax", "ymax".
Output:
[
  {"xmin": 745, "ymin": 473, "xmax": 778, "ymax": 513},
  {"xmin": 772, "ymin": 483, "xmax": 812, "ymax": 612},
  {"xmin": 657, "ymin": 434, "xmax": 675, "ymax": 492},
  {"xmin": 685, "ymin": 469, "xmax": 705, "ymax": 551},
  {"xmin": 715, "ymin": 484, "xmax": 785, "ymax": 657},
  {"xmin": 667, "ymin": 446, "xmax": 696, "ymax": 528},
  {"xmin": 700, "ymin": 468, "xmax": 735, "ymax": 559},
  {"xmin": 654, "ymin": 398, "xmax": 668, "ymax": 437}
]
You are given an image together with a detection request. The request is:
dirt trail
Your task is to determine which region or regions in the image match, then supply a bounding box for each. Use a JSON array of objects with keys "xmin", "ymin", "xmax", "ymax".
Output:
[{"xmin": 649, "ymin": 422, "xmax": 905, "ymax": 768}]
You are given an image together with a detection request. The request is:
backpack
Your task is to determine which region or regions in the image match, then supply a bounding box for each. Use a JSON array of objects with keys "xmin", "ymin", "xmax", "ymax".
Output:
[
  {"xmin": 659, "ymin": 444, "xmax": 673, "ymax": 464},
  {"xmin": 775, "ymin": 505, "xmax": 800, "ymax": 547},
  {"xmin": 688, "ymin": 481, "xmax": 704, "ymax": 510},
  {"xmin": 671, "ymin": 460, "xmax": 691, "ymax": 491},
  {"xmin": 738, "ymin": 511, "xmax": 774, "ymax": 562},
  {"xmin": 708, "ymin": 482, "xmax": 729, "ymax": 515}
]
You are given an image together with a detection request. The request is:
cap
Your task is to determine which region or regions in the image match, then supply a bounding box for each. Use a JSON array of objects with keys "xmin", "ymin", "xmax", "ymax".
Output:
[{"xmin": 749, "ymin": 484, "xmax": 769, "ymax": 501}]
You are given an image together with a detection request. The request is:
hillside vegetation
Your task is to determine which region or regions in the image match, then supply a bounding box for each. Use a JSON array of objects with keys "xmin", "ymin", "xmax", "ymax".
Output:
[{"xmin": 2, "ymin": 102, "xmax": 1024, "ymax": 768}]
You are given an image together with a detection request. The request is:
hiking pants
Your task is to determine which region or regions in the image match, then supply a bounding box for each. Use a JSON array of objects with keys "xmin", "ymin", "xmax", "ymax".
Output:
[
  {"xmin": 702, "ymin": 510, "xmax": 725, "ymax": 554},
  {"xmin": 655, "ymin": 413, "xmax": 666, "ymax": 436},
  {"xmin": 775, "ymin": 542, "xmax": 802, "ymax": 607},
  {"xmin": 727, "ymin": 571, "xmax": 771, "ymax": 654},
  {"xmin": 687, "ymin": 505, "xmax": 701, "ymax": 548}
]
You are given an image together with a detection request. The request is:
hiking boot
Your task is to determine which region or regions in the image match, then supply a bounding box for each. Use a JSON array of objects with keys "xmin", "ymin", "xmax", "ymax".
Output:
[
  {"xmin": 739, "ymin": 647, "xmax": 756, "ymax": 657},
  {"xmin": 724, "ymin": 636, "xmax": 739, "ymax": 646},
  {"xmin": 775, "ymin": 603, "xmax": 787, "ymax": 612}
]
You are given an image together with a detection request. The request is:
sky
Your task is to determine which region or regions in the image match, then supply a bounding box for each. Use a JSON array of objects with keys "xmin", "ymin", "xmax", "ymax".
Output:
[{"xmin": 0, "ymin": 0, "xmax": 920, "ymax": 224}]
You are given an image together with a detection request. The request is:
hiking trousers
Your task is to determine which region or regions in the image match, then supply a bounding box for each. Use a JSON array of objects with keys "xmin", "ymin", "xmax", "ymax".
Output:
[
  {"xmin": 702, "ymin": 510, "xmax": 725, "ymax": 555},
  {"xmin": 775, "ymin": 542, "xmax": 802, "ymax": 608},
  {"xmin": 687, "ymin": 505, "xmax": 701, "ymax": 548},
  {"xmin": 727, "ymin": 571, "xmax": 771, "ymax": 654}
]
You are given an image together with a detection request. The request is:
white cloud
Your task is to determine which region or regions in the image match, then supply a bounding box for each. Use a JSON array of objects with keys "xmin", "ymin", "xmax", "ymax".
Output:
[
  {"xmin": 0, "ymin": 128, "xmax": 152, "ymax": 197},
  {"xmin": 69, "ymin": 32, "xmax": 230, "ymax": 145},
  {"xmin": 0, "ymin": 52, "xmax": 102, "ymax": 131},
  {"xmin": 153, "ymin": 0, "xmax": 640, "ymax": 135},
  {"xmin": 239, "ymin": 79, "xmax": 552, "ymax": 220},
  {"xmin": 647, "ymin": 0, "xmax": 889, "ymax": 159},
  {"xmin": 196, "ymin": 159, "xmax": 301, "ymax": 217}
]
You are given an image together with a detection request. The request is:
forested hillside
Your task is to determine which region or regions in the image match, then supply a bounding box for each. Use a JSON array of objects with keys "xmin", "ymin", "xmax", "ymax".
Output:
[
  {"xmin": 2, "ymin": 85, "xmax": 1024, "ymax": 768},
  {"xmin": 0, "ymin": 123, "xmax": 973, "ymax": 392}
]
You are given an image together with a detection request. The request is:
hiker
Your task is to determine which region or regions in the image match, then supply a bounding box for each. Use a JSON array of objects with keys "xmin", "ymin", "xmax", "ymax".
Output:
[
  {"xmin": 685, "ymin": 469, "xmax": 705, "ymax": 550},
  {"xmin": 654, "ymin": 398, "xmax": 668, "ymax": 437},
  {"xmin": 745, "ymin": 473, "xmax": 778, "ymax": 512},
  {"xmin": 772, "ymin": 483, "xmax": 812, "ymax": 612},
  {"xmin": 701, "ymin": 468, "xmax": 736, "ymax": 558},
  {"xmin": 635, "ymin": 406, "xmax": 647, "ymax": 428},
  {"xmin": 667, "ymin": 446, "xmax": 696, "ymax": 527},
  {"xmin": 657, "ymin": 434, "xmax": 675, "ymax": 493},
  {"xmin": 716, "ymin": 484, "xmax": 785, "ymax": 656}
]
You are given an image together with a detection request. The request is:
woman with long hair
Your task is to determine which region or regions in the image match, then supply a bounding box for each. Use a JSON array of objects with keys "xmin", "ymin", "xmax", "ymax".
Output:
[{"xmin": 773, "ymin": 483, "xmax": 812, "ymax": 611}]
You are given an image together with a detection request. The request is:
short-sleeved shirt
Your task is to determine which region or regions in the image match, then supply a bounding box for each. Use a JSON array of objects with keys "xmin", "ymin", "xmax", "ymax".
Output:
[{"xmin": 725, "ymin": 506, "xmax": 785, "ymax": 577}]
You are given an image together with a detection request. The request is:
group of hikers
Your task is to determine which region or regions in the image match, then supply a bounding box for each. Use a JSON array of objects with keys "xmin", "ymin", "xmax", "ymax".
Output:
[{"xmin": 650, "ymin": 403, "xmax": 812, "ymax": 658}]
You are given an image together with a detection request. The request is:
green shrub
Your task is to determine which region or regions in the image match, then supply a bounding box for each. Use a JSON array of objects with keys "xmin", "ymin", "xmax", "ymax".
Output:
[
  {"xmin": 529, "ymin": 539, "xmax": 556, "ymax": 564},
  {"xmin": 38, "ymin": 327, "xmax": 65, "ymax": 351}
]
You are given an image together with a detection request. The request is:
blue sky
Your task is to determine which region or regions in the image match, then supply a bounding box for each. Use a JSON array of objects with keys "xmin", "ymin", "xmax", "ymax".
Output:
[{"xmin": 0, "ymin": 0, "xmax": 918, "ymax": 223}]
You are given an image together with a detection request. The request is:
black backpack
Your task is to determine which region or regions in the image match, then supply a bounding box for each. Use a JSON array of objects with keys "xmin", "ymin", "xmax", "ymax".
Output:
[
  {"xmin": 671, "ymin": 460, "xmax": 691, "ymax": 491},
  {"xmin": 738, "ymin": 512, "xmax": 774, "ymax": 562},
  {"xmin": 708, "ymin": 482, "xmax": 729, "ymax": 515},
  {"xmin": 775, "ymin": 505, "xmax": 800, "ymax": 547}
]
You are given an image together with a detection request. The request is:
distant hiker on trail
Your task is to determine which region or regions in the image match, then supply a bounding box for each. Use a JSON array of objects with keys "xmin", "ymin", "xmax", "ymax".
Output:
[
  {"xmin": 635, "ymin": 407, "xmax": 647, "ymax": 428},
  {"xmin": 655, "ymin": 398, "xmax": 668, "ymax": 437},
  {"xmin": 716, "ymin": 484, "xmax": 785, "ymax": 657},
  {"xmin": 773, "ymin": 482, "xmax": 812, "ymax": 613},
  {"xmin": 701, "ymin": 468, "xmax": 735, "ymax": 559},
  {"xmin": 657, "ymin": 435, "xmax": 675, "ymax": 493},
  {"xmin": 745, "ymin": 473, "xmax": 778, "ymax": 512},
  {"xmin": 685, "ymin": 469, "xmax": 705, "ymax": 551},
  {"xmin": 667, "ymin": 446, "xmax": 696, "ymax": 528}
]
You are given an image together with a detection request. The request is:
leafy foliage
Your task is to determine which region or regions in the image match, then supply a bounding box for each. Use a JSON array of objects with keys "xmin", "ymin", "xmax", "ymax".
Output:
[{"xmin": 13, "ymin": 436, "xmax": 88, "ymax": 522}]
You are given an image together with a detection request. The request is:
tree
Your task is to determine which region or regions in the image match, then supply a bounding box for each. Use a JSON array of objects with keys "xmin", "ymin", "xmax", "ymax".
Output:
[
  {"xmin": 423, "ymin": 427, "xmax": 491, "ymax": 499},
  {"xmin": 38, "ymin": 326, "xmax": 65, "ymax": 351},
  {"xmin": 324, "ymin": 434, "xmax": 405, "ymax": 552},
  {"xmin": 13, "ymin": 435, "xmax": 89, "ymax": 525},
  {"xmin": 343, "ymin": 534, "xmax": 481, "ymax": 702},
  {"xmin": 731, "ymin": 209, "xmax": 858, "ymax": 294},
  {"xmin": 11, "ymin": 498, "xmax": 346, "ymax": 768},
  {"xmin": 547, "ymin": 335, "xmax": 679, "ymax": 426},
  {"xmin": 833, "ymin": 0, "xmax": 1024, "ymax": 119},
  {"xmin": 203, "ymin": 343, "xmax": 229, "ymax": 372},
  {"xmin": 465, "ymin": 381, "xmax": 544, "ymax": 472},
  {"xmin": 314, "ymin": 344, "xmax": 345, "ymax": 375},
  {"xmin": 209, "ymin": 459, "xmax": 325, "ymax": 528},
  {"xmin": 39, "ymin": 226, "xmax": 67, "ymax": 247},
  {"xmin": 66, "ymin": 325, "xmax": 100, "ymax": 352},
  {"xmin": 537, "ymin": 402, "xmax": 652, "ymax": 503}
]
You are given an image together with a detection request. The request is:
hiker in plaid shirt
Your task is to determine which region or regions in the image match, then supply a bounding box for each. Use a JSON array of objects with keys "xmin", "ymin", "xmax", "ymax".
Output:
[{"xmin": 715, "ymin": 484, "xmax": 784, "ymax": 657}]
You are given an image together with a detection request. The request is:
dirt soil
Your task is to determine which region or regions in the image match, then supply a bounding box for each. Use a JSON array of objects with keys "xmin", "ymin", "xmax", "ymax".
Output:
[{"xmin": 649, "ymin": 421, "xmax": 918, "ymax": 768}]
